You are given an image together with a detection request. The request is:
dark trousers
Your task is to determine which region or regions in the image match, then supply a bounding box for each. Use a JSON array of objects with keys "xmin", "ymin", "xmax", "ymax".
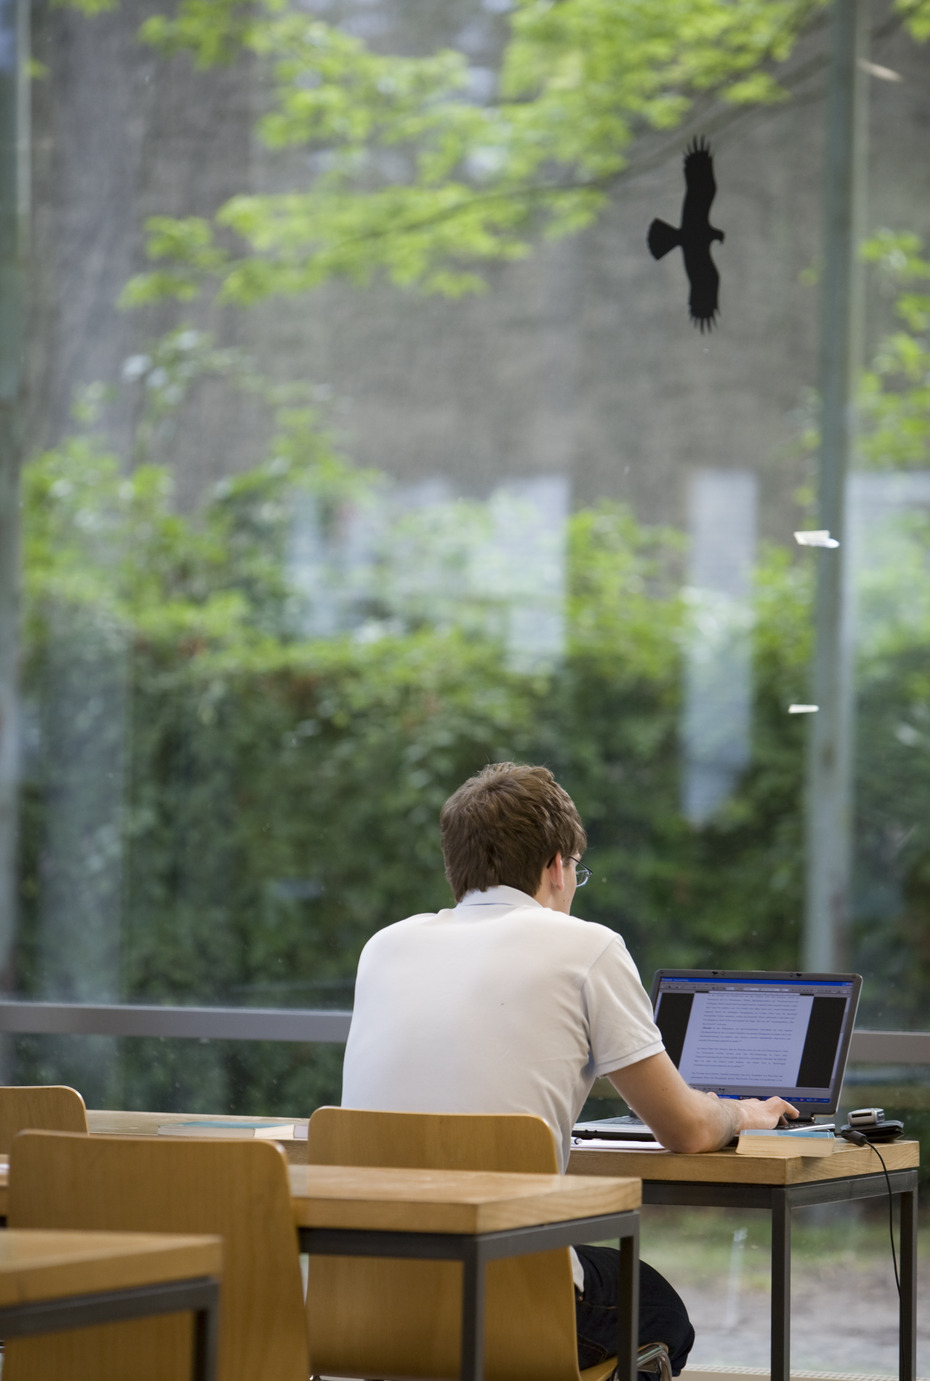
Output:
[{"xmin": 574, "ymin": 1244, "xmax": 695, "ymax": 1375}]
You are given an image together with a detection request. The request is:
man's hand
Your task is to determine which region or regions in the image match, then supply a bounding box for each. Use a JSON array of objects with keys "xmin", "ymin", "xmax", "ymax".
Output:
[
  {"xmin": 707, "ymin": 1091, "xmax": 798, "ymax": 1145},
  {"xmin": 720, "ymin": 1093, "xmax": 799, "ymax": 1131}
]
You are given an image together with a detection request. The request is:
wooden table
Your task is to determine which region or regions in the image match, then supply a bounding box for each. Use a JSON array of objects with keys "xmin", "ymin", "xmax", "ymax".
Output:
[
  {"xmin": 287, "ymin": 1163, "xmax": 642, "ymax": 1381},
  {"xmin": 568, "ymin": 1138, "xmax": 920, "ymax": 1381},
  {"xmin": 0, "ymin": 1147, "xmax": 641, "ymax": 1381},
  {"xmin": 0, "ymin": 1228, "xmax": 222, "ymax": 1381}
]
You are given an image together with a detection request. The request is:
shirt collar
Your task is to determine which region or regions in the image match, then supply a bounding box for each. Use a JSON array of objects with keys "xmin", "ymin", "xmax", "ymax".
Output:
[{"xmin": 456, "ymin": 885, "xmax": 541, "ymax": 910}]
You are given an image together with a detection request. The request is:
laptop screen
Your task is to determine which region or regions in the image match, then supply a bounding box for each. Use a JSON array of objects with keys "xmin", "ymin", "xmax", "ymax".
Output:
[{"xmin": 651, "ymin": 970, "xmax": 862, "ymax": 1114}]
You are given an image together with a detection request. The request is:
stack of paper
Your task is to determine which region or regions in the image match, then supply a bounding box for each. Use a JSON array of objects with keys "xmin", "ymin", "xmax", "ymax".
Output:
[{"xmin": 570, "ymin": 1136, "xmax": 665, "ymax": 1151}]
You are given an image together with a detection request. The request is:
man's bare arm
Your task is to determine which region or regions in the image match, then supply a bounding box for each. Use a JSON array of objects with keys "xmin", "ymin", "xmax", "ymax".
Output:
[{"xmin": 607, "ymin": 1051, "xmax": 798, "ymax": 1153}]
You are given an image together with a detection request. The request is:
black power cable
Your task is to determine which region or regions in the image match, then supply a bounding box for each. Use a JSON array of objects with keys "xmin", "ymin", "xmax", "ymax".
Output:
[{"xmin": 839, "ymin": 1128, "xmax": 900, "ymax": 1297}]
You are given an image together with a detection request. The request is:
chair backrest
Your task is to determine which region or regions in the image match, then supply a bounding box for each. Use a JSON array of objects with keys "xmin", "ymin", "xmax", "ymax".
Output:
[
  {"xmin": 305, "ymin": 1107, "xmax": 586, "ymax": 1381},
  {"xmin": 0, "ymin": 1085, "xmax": 87, "ymax": 1152},
  {"xmin": 6, "ymin": 1130, "xmax": 308, "ymax": 1381}
]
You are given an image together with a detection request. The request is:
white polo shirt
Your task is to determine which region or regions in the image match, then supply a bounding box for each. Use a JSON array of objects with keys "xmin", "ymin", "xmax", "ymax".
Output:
[{"xmin": 342, "ymin": 885, "xmax": 665, "ymax": 1173}]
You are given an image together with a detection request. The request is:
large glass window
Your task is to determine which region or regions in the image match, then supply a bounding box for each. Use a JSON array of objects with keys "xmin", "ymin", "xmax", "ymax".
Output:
[
  {"xmin": 2, "ymin": 2, "xmax": 929, "ymax": 1335},
  {"xmin": 10, "ymin": 0, "xmax": 930, "ymax": 1054}
]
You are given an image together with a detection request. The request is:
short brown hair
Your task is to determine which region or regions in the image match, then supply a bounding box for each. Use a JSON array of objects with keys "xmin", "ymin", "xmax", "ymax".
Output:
[{"xmin": 439, "ymin": 762, "xmax": 586, "ymax": 902}]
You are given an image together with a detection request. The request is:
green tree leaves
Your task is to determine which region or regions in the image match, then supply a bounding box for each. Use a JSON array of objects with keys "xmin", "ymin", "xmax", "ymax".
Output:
[
  {"xmin": 119, "ymin": 0, "xmax": 832, "ymax": 306},
  {"xmin": 858, "ymin": 231, "xmax": 930, "ymax": 469}
]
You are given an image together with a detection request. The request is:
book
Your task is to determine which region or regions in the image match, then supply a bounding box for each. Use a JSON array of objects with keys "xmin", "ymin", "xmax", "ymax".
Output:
[
  {"xmin": 156, "ymin": 1120, "xmax": 306, "ymax": 1140},
  {"xmin": 736, "ymin": 1128, "xmax": 836, "ymax": 1157}
]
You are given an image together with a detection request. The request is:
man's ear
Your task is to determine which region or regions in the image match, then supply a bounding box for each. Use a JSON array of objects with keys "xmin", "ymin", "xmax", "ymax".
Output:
[
  {"xmin": 543, "ymin": 853, "xmax": 565, "ymax": 897},
  {"xmin": 533, "ymin": 853, "xmax": 564, "ymax": 906}
]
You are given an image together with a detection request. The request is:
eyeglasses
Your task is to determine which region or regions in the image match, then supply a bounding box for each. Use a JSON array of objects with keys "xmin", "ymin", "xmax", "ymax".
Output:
[{"xmin": 567, "ymin": 857, "xmax": 591, "ymax": 887}]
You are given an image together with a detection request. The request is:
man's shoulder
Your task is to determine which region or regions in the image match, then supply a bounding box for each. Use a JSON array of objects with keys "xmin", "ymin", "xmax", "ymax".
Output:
[
  {"xmin": 360, "ymin": 901, "xmax": 626, "ymax": 957},
  {"xmin": 515, "ymin": 907, "xmax": 630, "ymax": 965},
  {"xmin": 360, "ymin": 909, "xmax": 445, "ymax": 948},
  {"xmin": 540, "ymin": 907, "xmax": 624, "ymax": 942}
]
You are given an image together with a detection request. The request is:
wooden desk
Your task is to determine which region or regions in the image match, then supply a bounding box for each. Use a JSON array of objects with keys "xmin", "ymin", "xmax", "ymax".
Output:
[
  {"xmin": 287, "ymin": 1163, "xmax": 642, "ymax": 1381},
  {"xmin": 0, "ymin": 1228, "xmax": 222, "ymax": 1381},
  {"xmin": 568, "ymin": 1139, "xmax": 920, "ymax": 1381},
  {"xmin": 0, "ymin": 1152, "xmax": 641, "ymax": 1381}
]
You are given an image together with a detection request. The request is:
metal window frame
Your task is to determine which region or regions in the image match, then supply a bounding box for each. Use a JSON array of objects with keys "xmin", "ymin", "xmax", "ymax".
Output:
[
  {"xmin": 0, "ymin": 1002, "xmax": 928, "ymax": 1064},
  {"xmin": 0, "ymin": 1002, "xmax": 351, "ymax": 1042}
]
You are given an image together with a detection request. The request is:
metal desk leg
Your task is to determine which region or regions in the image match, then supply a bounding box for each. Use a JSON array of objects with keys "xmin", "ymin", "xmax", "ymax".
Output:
[
  {"xmin": 192, "ymin": 1283, "xmax": 221, "ymax": 1381},
  {"xmin": 770, "ymin": 1191, "xmax": 791, "ymax": 1381},
  {"xmin": 460, "ymin": 1240, "xmax": 486, "ymax": 1381},
  {"xmin": 617, "ymin": 1217, "xmax": 641, "ymax": 1381},
  {"xmin": 900, "ymin": 1183, "xmax": 917, "ymax": 1381}
]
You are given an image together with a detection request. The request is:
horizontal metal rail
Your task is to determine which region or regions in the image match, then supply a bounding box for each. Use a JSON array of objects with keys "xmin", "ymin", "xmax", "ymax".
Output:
[
  {"xmin": 0, "ymin": 1002, "xmax": 927, "ymax": 1062},
  {"xmin": 0, "ymin": 1001, "xmax": 351, "ymax": 1042},
  {"xmin": 849, "ymin": 1028, "xmax": 930, "ymax": 1064}
]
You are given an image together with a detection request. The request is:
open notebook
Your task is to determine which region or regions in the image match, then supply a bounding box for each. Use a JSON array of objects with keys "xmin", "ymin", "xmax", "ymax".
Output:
[{"xmin": 573, "ymin": 969, "xmax": 862, "ymax": 1143}]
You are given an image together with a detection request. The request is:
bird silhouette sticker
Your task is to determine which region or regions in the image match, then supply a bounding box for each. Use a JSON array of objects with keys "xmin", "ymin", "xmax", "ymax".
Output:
[{"xmin": 648, "ymin": 137, "xmax": 724, "ymax": 333}]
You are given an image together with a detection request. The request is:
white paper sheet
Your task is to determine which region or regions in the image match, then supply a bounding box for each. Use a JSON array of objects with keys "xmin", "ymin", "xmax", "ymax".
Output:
[{"xmin": 571, "ymin": 1137, "xmax": 666, "ymax": 1151}]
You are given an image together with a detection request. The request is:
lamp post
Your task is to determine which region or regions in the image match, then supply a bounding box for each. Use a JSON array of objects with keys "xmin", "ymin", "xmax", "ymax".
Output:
[
  {"xmin": 803, "ymin": 0, "xmax": 868, "ymax": 972},
  {"xmin": 0, "ymin": 0, "xmax": 27, "ymax": 960}
]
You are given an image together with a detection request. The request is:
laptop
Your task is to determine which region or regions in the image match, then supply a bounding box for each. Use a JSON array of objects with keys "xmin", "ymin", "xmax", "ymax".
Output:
[{"xmin": 573, "ymin": 969, "xmax": 862, "ymax": 1143}]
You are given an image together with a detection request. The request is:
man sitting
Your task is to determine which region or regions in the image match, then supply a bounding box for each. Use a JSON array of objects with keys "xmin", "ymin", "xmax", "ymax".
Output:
[{"xmin": 342, "ymin": 761, "xmax": 796, "ymax": 1372}]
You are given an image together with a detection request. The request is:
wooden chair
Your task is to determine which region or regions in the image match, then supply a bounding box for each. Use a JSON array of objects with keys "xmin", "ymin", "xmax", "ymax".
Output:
[
  {"xmin": 5, "ymin": 1130, "xmax": 308, "ymax": 1381},
  {"xmin": 0, "ymin": 1085, "xmax": 87, "ymax": 1152},
  {"xmin": 305, "ymin": 1107, "xmax": 669, "ymax": 1381}
]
